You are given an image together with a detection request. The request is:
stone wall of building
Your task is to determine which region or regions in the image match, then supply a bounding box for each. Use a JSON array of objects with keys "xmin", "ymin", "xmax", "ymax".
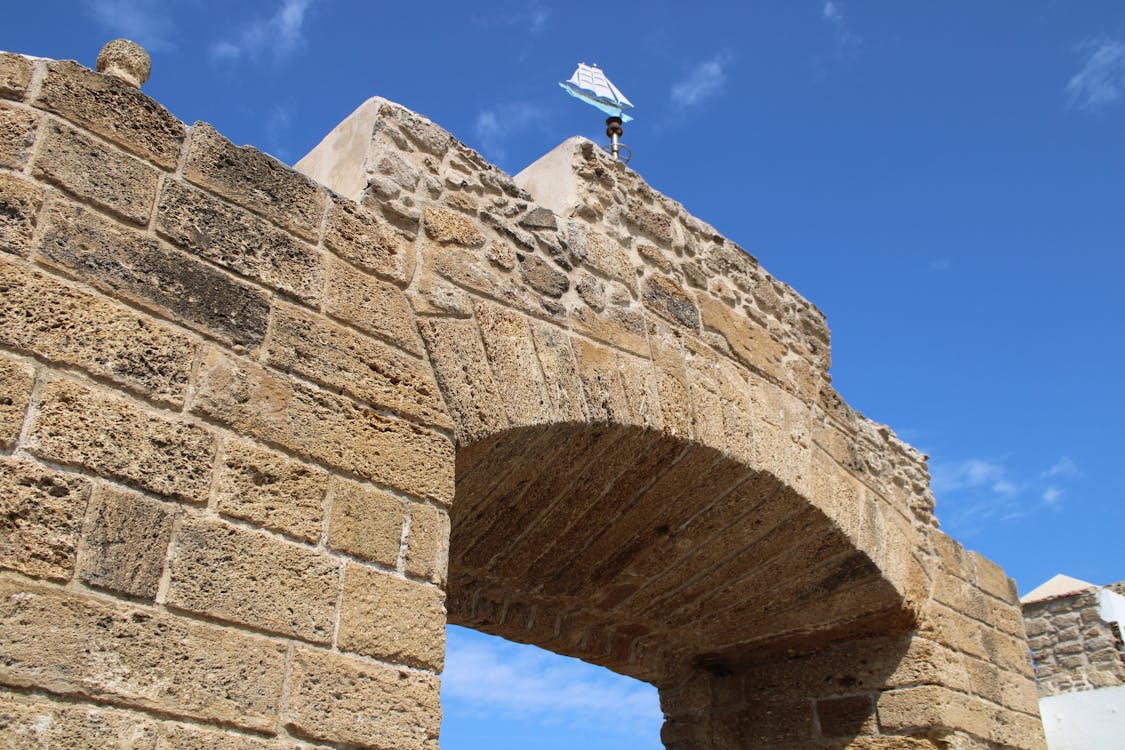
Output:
[
  {"xmin": 0, "ymin": 45, "xmax": 1045, "ymax": 749},
  {"xmin": 1024, "ymin": 589, "xmax": 1125, "ymax": 697}
]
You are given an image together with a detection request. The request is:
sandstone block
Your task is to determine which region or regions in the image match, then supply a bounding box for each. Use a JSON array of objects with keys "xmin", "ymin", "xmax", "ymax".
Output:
[
  {"xmin": 580, "ymin": 230, "xmax": 635, "ymax": 288},
  {"xmin": 163, "ymin": 724, "xmax": 318, "ymax": 749},
  {"xmin": 327, "ymin": 476, "xmax": 404, "ymax": 568},
  {"xmin": 418, "ymin": 317, "xmax": 508, "ymax": 444},
  {"xmin": 338, "ymin": 564, "xmax": 445, "ymax": 670},
  {"xmin": 0, "ymin": 578, "xmax": 287, "ymax": 730},
  {"xmin": 0, "ymin": 355, "xmax": 33, "ymax": 448},
  {"xmin": 0, "ymin": 102, "xmax": 36, "ymax": 169},
  {"xmin": 739, "ymin": 700, "xmax": 815, "ymax": 745},
  {"xmin": 423, "ymin": 206, "xmax": 484, "ymax": 246},
  {"xmin": 570, "ymin": 303, "xmax": 650, "ymax": 356},
  {"xmin": 324, "ymin": 199, "xmax": 412, "ymax": 284},
  {"xmin": 35, "ymin": 60, "xmax": 185, "ymax": 168},
  {"xmin": 166, "ymin": 516, "xmax": 339, "ymax": 643},
  {"xmin": 648, "ymin": 326, "xmax": 692, "ymax": 437},
  {"xmin": 77, "ymin": 485, "xmax": 176, "ymax": 599},
  {"xmin": 518, "ymin": 253, "xmax": 569, "ymax": 297},
  {"xmin": 186, "ymin": 123, "xmax": 326, "ymax": 241},
  {"xmin": 0, "ymin": 172, "xmax": 44, "ymax": 258},
  {"xmin": 625, "ymin": 201, "xmax": 675, "ymax": 246},
  {"xmin": 0, "ymin": 457, "xmax": 90, "ymax": 580},
  {"xmin": 156, "ymin": 179, "xmax": 324, "ymax": 304},
  {"xmin": 528, "ymin": 320, "xmax": 587, "ymax": 422},
  {"xmin": 0, "ymin": 52, "xmax": 33, "ymax": 100},
  {"xmin": 697, "ymin": 294, "xmax": 787, "ymax": 384},
  {"xmin": 877, "ymin": 685, "xmax": 986, "ymax": 739},
  {"xmin": 33, "ymin": 118, "xmax": 159, "ymax": 225},
  {"xmin": 325, "ymin": 256, "xmax": 423, "ymax": 355},
  {"xmin": 285, "ymin": 647, "xmax": 441, "ymax": 749},
  {"xmin": 0, "ymin": 256, "xmax": 195, "ymax": 405},
  {"xmin": 473, "ymin": 300, "xmax": 552, "ymax": 427},
  {"xmin": 817, "ymin": 695, "xmax": 877, "ymax": 739},
  {"xmin": 191, "ymin": 348, "xmax": 453, "ymax": 505},
  {"xmin": 38, "ymin": 201, "xmax": 270, "ymax": 350},
  {"xmin": 405, "ymin": 502, "xmax": 448, "ymax": 584},
  {"xmin": 572, "ymin": 338, "xmax": 630, "ymax": 423},
  {"xmin": 617, "ymin": 351, "xmax": 664, "ymax": 429},
  {"xmin": 0, "ymin": 692, "xmax": 162, "ymax": 749},
  {"xmin": 969, "ymin": 549, "xmax": 1018, "ymax": 603},
  {"xmin": 27, "ymin": 378, "xmax": 215, "ymax": 502},
  {"xmin": 216, "ymin": 438, "xmax": 328, "ymax": 543},
  {"xmin": 265, "ymin": 303, "xmax": 450, "ymax": 430},
  {"xmin": 643, "ymin": 274, "xmax": 700, "ymax": 330}
]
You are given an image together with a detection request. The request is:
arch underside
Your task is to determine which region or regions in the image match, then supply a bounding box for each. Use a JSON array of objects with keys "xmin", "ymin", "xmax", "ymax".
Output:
[{"xmin": 447, "ymin": 423, "xmax": 913, "ymax": 686}]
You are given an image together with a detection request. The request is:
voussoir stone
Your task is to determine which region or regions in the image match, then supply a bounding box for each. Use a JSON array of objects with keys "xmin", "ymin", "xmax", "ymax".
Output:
[{"xmin": 0, "ymin": 457, "xmax": 91, "ymax": 581}]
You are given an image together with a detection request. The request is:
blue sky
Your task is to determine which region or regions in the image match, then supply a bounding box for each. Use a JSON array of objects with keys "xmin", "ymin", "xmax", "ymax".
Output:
[{"xmin": 4, "ymin": 1, "xmax": 1124, "ymax": 747}]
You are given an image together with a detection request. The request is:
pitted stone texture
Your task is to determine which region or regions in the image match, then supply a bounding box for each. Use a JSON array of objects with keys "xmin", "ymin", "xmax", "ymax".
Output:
[
  {"xmin": 96, "ymin": 39, "xmax": 151, "ymax": 88},
  {"xmin": 0, "ymin": 356, "xmax": 33, "ymax": 448},
  {"xmin": 0, "ymin": 102, "xmax": 37, "ymax": 169},
  {"xmin": 216, "ymin": 439, "xmax": 328, "ymax": 543},
  {"xmin": 166, "ymin": 517, "xmax": 340, "ymax": 643},
  {"xmin": 77, "ymin": 485, "xmax": 176, "ymax": 599},
  {"xmin": 338, "ymin": 564, "xmax": 446, "ymax": 670},
  {"xmin": 0, "ymin": 53, "xmax": 34, "ymax": 100},
  {"xmin": 405, "ymin": 502, "xmax": 448, "ymax": 584},
  {"xmin": 327, "ymin": 476, "xmax": 404, "ymax": 568},
  {"xmin": 324, "ymin": 200, "xmax": 413, "ymax": 284},
  {"xmin": 423, "ymin": 207, "xmax": 484, "ymax": 246},
  {"xmin": 324, "ymin": 256, "xmax": 423, "ymax": 355},
  {"xmin": 0, "ymin": 173, "xmax": 44, "ymax": 258},
  {"xmin": 0, "ymin": 692, "xmax": 162, "ymax": 748},
  {"xmin": 0, "ymin": 458, "xmax": 90, "ymax": 580},
  {"xmin": 0, "ymin": 578, "xmax": 287, "ymax": 731}
]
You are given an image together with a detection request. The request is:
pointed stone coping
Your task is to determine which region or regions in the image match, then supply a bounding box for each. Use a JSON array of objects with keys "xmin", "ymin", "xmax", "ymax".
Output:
[
  {"xmin": 512, "ymin": 136, "xmax": 590, "ymax": 216},
  {"xmin": 1021, "ymin": 573, "xmax": 1096, "ymax": 604}
]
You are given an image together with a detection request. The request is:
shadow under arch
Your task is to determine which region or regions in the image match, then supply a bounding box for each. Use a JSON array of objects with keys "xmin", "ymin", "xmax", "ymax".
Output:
[{"xmin": 447, "ymin": 422, "xmax": 918, "ymax": 748}]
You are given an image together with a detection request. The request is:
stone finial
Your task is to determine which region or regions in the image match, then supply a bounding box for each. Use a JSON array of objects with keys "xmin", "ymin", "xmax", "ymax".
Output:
[{"xmin": 96, "ymin": 39, "xmax": 151, "ymax": 88}]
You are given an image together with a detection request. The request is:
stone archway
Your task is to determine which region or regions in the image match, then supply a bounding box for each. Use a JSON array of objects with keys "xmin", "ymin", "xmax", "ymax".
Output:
[{"xmin": 0, "ymin": 49, "xmax": 1044, "ymax": 749}]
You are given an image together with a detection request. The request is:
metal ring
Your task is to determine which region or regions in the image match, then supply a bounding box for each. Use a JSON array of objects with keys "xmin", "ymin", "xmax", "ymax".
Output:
[{"xmin": 603, "ymin": 142, "xmax": 632, "ymax": 164}]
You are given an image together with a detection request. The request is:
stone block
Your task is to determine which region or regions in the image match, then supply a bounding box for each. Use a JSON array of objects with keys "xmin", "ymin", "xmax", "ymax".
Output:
[
  {"xmin": 185, "ymin": 123, "xmax": 326, "ymax": 241},
  {"xmin": 0, "ymin": 172, "xmax": 44, "ymax": 258},
  {"xmin": 77, "ymin": 485, "xmax": 176, "ymax": 599},
  {"xmin": 0, "ymin": 578, "xmax": 287, "ymax": 732},
  {"xmin": 0, "ymin": 256, "xmax": 195, "ymax": 405},
  {"xmin": 405, "ymin": 502, "xmax": 448, "ymax": 584},
  {"xmin": 528, "ymin": 320, "xmax": 587, "ymax": 422},
  {"xmin": 323, "ymin": 199, "xmax": 412, "ymax": 284},
  {"xmin": 165, "ymin": 516, "xmax": 340, "ymax": 643},
  {"xmin": 27, "ymin": 378, "xmax": 215, "ymax": 503},
  {"xmin": 643, "ymin": 274, "xmax": 700, "ymax": 330},
  {"xmin": 617, "ymin": 351, "xmax": 664, "ymax": 429},
  {"xmin": 324, "ymin": 256, "xmax": 423, "ymax": 355},
  {"xmin": 696, "ymin": 294, "xmax": 787, "ymax": 384},
  {"xmin": 877, "ymin": 685, "xmax": 982, "ymax": 736},
  {"xmin": 0, "ymin": 692, "xmax": 162, "ymax": 749},
  {"xmin": 969, "ymin": 549, "xmax": 1018, "ymax": 603},
  {"xmin": 35, "ymin": 60, "xmax": 185, "ymax": 168},
  {"xmin": 572, "ymin": 338, "xmax": 630, "ymax": 423},
  {"xmin": 32, "ymin": 118, "xmax": 159, "ymax": 225},
  {"xmin": 163, "ymin": 724, "xmax": 321, "ymax": 749},
  {"xmin": 338, "ymin": 563, "xmax": 445, "ymax": 670},
  {"xmin": 0, "ymin": 52, "xmax": 33, "ymax": 100},
  {"xmin": 570, "ymin": 303, "xmax": 650, "ymax": 356},
  {"xmin": 191, "ymin": 348, "xmax": 453, "ymax": 505},
  {"xmin": 156, "ymin": 179, "xmax": 324, "ymax": 304},
  {"xmin": 37, "ymin": 201, "xmax": 270, "ymax": 351},
  {"xmin": 216, "ymin": 438, "xmax": 328, "ymax": 543},
  {"xmin": 518, "ymin": 253, "xmax": 569, "ymax": 297},
  {"xmin": 265, "ymin": 303, "xmax": 450, "ymax": 430},
  {"xmin": 817, "ymin": 694, "xmax": 877, "ymax": 739},
  {"xmin": 327, "ymin": 476, "xmax": 404, "ymax": 568},
  {"xmin": 284, "ymin": 647, "xmax": 441, "ymax": 749},
  {"xmin": 0, "ymin": 355, "xmax": 33, "ymax": 449},
  {"xmin": 0, "ymin": 457, "xmax": 90, "ymax": 580},
  {"xmin": 739, "ymin": 700, "xmax": 815, "ymax": 745},
  {"xmin": 473, "ymin": 300, "xmax": 552, "ymax": 427},
  {"xmin": 580, "ymin": 230, "xmax": 635, "ymax": 288},
  {"xmin": 423, "ymin": 206, "xmax": 484, "ymax": 246},
  {"xmin": 417, "ymin": 317, "xmax": 508, "ymax": 444},
  {"xmin": 0, "ymin": 102, "xmax": 36, "ymax": 169}
]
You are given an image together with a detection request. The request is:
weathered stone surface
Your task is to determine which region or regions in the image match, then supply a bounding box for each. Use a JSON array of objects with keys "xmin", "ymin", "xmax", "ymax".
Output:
[
  {"xmin": 473, "ymin": 301, "xmax": 551, "ymax": 427},
  {"xmin": 405, "ymin": 502, "xmax": 447, "ymax": 584},
  {"xmin": 265, "ymin": 303, "xmax": 450, "ymax": 430},
  {"xmin": 572, "ymin": 338, "xmax": 630, "ymax": 422},
  {"xmin": 0, "ymin": 692, "xmax": 162, "ymax": 749},
  {"xmin": 0, "ymin": 457, "xmax": 90, "ymax": 580},
  {"xmin": 0, "ymin": 52, "xmax": 33, "ymax": 100},
  {"xmin": 581, "ymin": 230, "xmax": 635, "ymax": 287},
  {"xmin": 643, "ymin": 274, "xmax": 700, "ymax": 330},
  {"xmin": 33, "ymin": 118, "xmax": 159, "ymax": 225},
  {"xmin": 95, "ymin": 39, "xmax": 151, "ymax": 88},
  {"xmin": 0, "ymin": 102, "xmax": 36, "ymax": 169},
  {"xmin": 418, "ymin": 317, "xmax": 508, "ymax": 444},
  {"xmin": 529, "ymin": 319, "xmax": 587, "ymax": 422},
  {"xmin": 324, "ymin": 199, "xmax": 412, "ymax": 284},
  {"xmin": 325, "ymin": 256, "xmax": 423, "ymax": 355},
  {"xmin": 0, "ymin": 578, "xmax": 287, "ymax": 731},
  {"xmin": 338, "ymin": 564, "xmax": 445, "ymax": 670},
  {"xmin": 817, "ymin": 694, "xmax": 877, "ymax": 738},
  {"xmin": 156, "ymin": 179, "xmax": 324, "ymax": 304},
  {"xmin": 163, "ymin": 724, "xmax": 321, "ymax": 749},
  {"xmin": 0, "ymin": 256, "xmax": 195, "ymax": 405},
  {"xmin": 38, "ymin": 201, "xmax": 270, "ymax": 350},
  {"xmin": 216, "ymin": 438, "xmax": 328, "ymax": 543},
  {"xmin": 570, "ymin": 303, "xmax": 650, "ymax": 356},
  {"xmin": 35, "ymin": 60, "xmax": 185, "ymax": 167},
  {"xmin": 77, "ymin": 485, "xmax": 176, "ymax": 599},
  {"xmin": 185, "ymin": 123, "xmax": 326, "ymax": 241},
  {"xmin": 423, "ymin": 207, "xmax": 484, "ymax": 246},
  {"xmin": 285, "ymin": 647, "xmax": 441, "ymax": 749},
  {"xmin": 0, "ymin": 173, "xmax": 44, "ymax": 258},
  {"xmin": 27, "ymin": 379, "xmax": 215, "ymax": 502},
  {"xmin": 0, "ymin": 355, "xmax": 33, "ymax": 449},
  {"xmin": 166, "ymin": 516, "xmax": 340, "ymax": 643},
  {"xmin": 192, "ymin": 348, "xmax": 453, "ymax": 505},
  {"xmin": 518, "ymin": 253, "xmax": 569, "ymax": 297},
  {"xmin": 697, "ymin": 294, "xmax": 787, "ymax": 383},
  {"xmin": 327, "ymin": 476, "xmax": 403, "ymax": 568}
]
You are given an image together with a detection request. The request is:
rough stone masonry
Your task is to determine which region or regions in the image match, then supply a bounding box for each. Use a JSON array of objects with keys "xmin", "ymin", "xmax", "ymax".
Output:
[{"xmin": 0, "ymin": 40, "xmax": 1046, "ymax": 749}]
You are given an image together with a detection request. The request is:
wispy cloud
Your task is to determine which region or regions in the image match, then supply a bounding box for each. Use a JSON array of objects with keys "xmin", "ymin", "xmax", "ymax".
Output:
[
  {"xmin": 473, "ymin": 101, "xmax": 547, "ymax": 167},
  {"xmin": 821, "ymin": 1, "xmax": 862, "ymax": 57},
  {"xmin": 263, "ymin": 102, "xmax": 295, "ymax": 163},
  {"xmin": 210, "ymin": 0, "xmax": 316, "ymax": 66},
  {"xmin": 931, "ymin": 456, "xmax": 1081, "ymax": 535},
  {"xmin": 671, "ymin": 51, "xmax": 734, "ymax": 109},
  {"xmin": 82, "ymin": 0, "xmax": 179, "ymax": 52},
  {"xmin": 1067, "ymin": 37, "xmax": 1125, "ymax": 112},
  {"xmin": 473, "ymin": 1, "xmax": 551, "ymax": 36},
  {"xmin": 442, "ymin": 627, "xmax": 661, "ymax": 735}
]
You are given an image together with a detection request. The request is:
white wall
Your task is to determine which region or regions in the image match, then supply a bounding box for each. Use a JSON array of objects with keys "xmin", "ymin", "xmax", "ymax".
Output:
[{"xmin": 1040, "ymin": 684, "xmax": 1125, "ymax": 750}]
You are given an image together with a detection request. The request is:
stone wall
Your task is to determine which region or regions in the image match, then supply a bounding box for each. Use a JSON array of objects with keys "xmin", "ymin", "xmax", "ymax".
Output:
[
  {"xmin": 0, "ymin": 46, "xmax": 1046, "ymax": 749},
  {"xmin": 1024, "ymin": 589, "xmax": 1125, "ymax": 697}
]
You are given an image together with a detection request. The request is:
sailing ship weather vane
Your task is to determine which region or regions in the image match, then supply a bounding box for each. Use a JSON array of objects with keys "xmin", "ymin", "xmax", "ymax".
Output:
[{"xmin": 560, "ymin": 62, "xmax": 635, "ymax": 163}]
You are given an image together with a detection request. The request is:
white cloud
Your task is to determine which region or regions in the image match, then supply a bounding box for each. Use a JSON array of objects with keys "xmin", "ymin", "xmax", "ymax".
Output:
[
  {"xmin": 442, "ymin": 627, "xmax": 661, "ymax": 735},
  {"xmin": 1043, "ymin": 456, "xmax": 1080, "ymax": 478},
  {"xmin": 931, "ymin": 458, "xmax": 1008, "ymax": 495},
  {"xmin": 821, "ymin": 0, "xmax": 861, "ymax": 57},
  {"xmin": 1042, "ymin": 486, "xmax": 1063, "ymax": 506},
  {"xmin": 210, "ymin": 0, "xmax": 315, "ymax": 66},
  {"xmin": 473, "ymin": 101, "xmax": 547, "ymax": 166},
  {"xmin": 83, "ymin": 0, "xmax": 178, "ymax": 51},
  {"xmin": 1067, "ymin": 37, "xmax": 1125, "ymax": 111},
  {"xmin": 473, "ymin": 2, "xmax": 550, "ymax": 36},
  {"xmin": 671, "ymin": 51, "xmax": 734, "ymax": 109}
]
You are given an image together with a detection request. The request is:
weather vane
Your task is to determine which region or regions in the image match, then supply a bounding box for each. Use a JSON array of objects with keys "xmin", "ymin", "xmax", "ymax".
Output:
[{"xmin": 560, "ymin": 62, "xmax": 635, "ymax": 163}]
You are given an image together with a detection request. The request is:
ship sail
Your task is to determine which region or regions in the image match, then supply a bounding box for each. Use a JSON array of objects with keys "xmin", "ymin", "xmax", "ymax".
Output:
[{"xmin": 560, "ymin": 63, "xmax": 634, "ymax": 122}]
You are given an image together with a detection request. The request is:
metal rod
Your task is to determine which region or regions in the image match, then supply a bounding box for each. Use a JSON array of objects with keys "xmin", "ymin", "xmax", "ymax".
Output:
[{"xmin": 611, "ymin": 132, "xmax": 619, "ymax": 160}]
